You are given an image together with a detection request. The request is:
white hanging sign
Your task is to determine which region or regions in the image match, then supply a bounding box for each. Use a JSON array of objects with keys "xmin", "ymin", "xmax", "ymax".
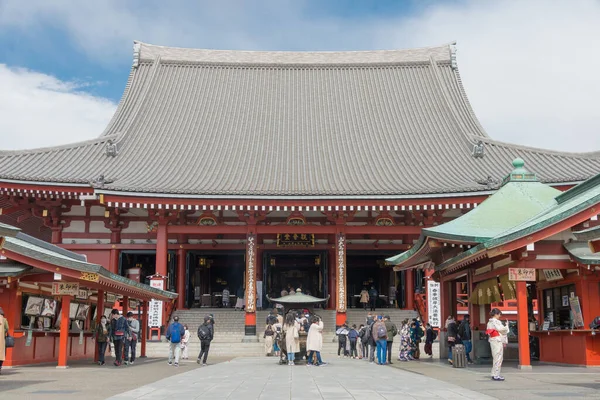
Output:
[
  {"xmin": 427, "ymin": 280, "xmax": 441, "ymax": 328},
  {"xmin": 148, "ymin": 279, "xmax": 164, "ymax": 328}
]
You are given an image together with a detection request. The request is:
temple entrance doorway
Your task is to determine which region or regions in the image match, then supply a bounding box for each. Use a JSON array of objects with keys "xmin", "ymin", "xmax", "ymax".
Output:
[
  {"xmin": 185, "ymin": 251, "xmax": 245, "ymax": 309},
  {"xmin": 262, "ymin": 251, "xmax": 328, "ymax": 308},
  {"xmin": 346, "ymin": 251, "xmax": 396, "ymax": 309},
  {"xmin": 119, "ymin": 250, "xmax": 177, "ymax": 291}
]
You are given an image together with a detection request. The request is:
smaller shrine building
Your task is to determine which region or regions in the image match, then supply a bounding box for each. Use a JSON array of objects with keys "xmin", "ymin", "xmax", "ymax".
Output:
[
  {"xmin": 0, "ymin": 223, "xmax": 177, "ymax": 367},
  {"xmin": 389, "ymin": 159, "xmax": 600, "ymax": 367}
]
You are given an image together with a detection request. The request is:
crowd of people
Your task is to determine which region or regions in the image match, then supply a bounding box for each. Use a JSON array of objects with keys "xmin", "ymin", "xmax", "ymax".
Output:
[
  {"xmin": 259, "ymin": 306, "xmax": 509, "ymax": 382},
  {"xmin": 334, "ymin": 314, "xmax": 432, "ymax": 365},
  {"xmin": 94, "ymin": 309, "xmax": 140, "ymax": 367}
]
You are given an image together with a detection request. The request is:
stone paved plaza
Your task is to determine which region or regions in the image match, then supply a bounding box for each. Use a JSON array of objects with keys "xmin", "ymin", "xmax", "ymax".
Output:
[
  {"xmin": 109, "ymin": 357, "xmax": 492, "ymax": 400},
  {"xmin": 1, "ymin": 356, "xmax": 599, "ymax": 400}
]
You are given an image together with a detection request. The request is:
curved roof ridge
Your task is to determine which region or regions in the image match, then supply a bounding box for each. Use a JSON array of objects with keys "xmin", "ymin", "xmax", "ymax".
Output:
[
  {"xmin": 473, "ymin": 135, "xmax": 600, "ymax": 158},
  {"xmin": 0, "ymin": 134, "xmax": 118, "ymax": 156},
  {"xmin": 135, "ymin": 40, "xmax": 455, "ymax": 65}
]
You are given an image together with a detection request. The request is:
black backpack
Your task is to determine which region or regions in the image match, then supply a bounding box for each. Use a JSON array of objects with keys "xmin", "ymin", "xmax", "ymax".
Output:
[{"xmin": 198, "ymin": 324, "xmax": 211, "ymax": 340}]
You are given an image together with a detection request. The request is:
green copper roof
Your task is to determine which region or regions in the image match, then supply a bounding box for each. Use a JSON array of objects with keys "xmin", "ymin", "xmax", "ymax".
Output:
[
  {"xmin": 424, "ymin": 159, "xmax": 560, "ymax": 243},
  {"xmin": 484, "ymin": 173, "xmax": 600, "ymax": 250},
  {"xmin": 434, "ymin": 171, "xmax": 600, "ymax": 272},
  {"xmin": 564, "ymin": 242, "xmax": 600, "ymax": 265},
  {"xmin": 388, "ymin": 160, "xmax": 600, "ymax": 269}
]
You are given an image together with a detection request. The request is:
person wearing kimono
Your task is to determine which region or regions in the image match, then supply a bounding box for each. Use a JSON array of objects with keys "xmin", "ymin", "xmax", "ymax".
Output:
[
  {"xmin": 486, "ymin": 308, "xmax": 510, "ymax": 381},
  {"xmin": 397, "ymin": 320, "xmax": 412, "ymax": 361}
]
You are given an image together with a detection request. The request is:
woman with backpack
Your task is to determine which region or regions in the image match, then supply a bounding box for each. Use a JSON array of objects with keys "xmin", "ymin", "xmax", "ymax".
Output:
[
  {"xmin": 264, "ymin": 323, "xmax": 275, "ymax": 356},
  {"xmin": 197, "ymin": 316, "xmax": 214, "ymax": 366},
  {"xmin": 335, "ymin": 323, "xmax": 349, "ymax": 357}
]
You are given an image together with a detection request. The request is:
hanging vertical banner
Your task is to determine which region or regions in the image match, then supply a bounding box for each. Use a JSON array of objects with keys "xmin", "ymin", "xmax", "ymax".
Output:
[
  {"xmin": 337, "ymin": 232, "xmax": 346, "ymax": 313},
  {"xmin": 148, "ymin": 279, "xmax": 164, "ymax": 327},
  {"xmin": 427, "ymin": 280, "xmax": 441, "ymax": 328},
  {"xmin": 245, "ymin": 233, "xmax": 256, "ymax": 313}
]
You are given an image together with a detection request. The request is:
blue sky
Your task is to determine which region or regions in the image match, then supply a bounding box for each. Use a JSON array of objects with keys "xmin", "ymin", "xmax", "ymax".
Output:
[{"xmin": 1, "ymin": 0, "xmax": 599, "ymax": 152}]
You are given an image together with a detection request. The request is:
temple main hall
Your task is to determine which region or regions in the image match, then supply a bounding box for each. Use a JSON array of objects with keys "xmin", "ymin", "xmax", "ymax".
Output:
[{"xmin": 1, "ymin": 41, "xmax": 599, "ymax": 335}]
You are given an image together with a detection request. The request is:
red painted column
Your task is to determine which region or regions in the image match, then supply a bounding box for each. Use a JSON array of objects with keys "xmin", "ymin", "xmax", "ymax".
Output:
[
  {"xmin": 516, "ymin": 279, "xmax": 531, "ymax": 369},
  {"xmin": 328, "ymin": 246, "xmax": 336, "ymax": 310},
  {"xmin": 467, "ymin": 270, "xmax": 480, "ymax": 328},
  {"xmin": 335, "ymin": 229, "xmax": 347, "ymax": 328},
  {"xmin": 109, "ymin": 247, "xmax": 119, "ymax": 274},
  {"xmin": 406, "ymin": 269, "xmax": 415, "ymax": 311},
  {"xmin": 94, "ymin": 290, "xmax": 105, "ymax": 363},
  {"xmin": 156, "ymin": 223, "xmax": 168, "ymax": 276},
  {"xmin": 177, "ymin": 248, "xmax": 186, "ymax": 309},
  {"xmin": 140, "ymin": 300, "xmax": 148, "ymax": 358},
  {"xmin": 51, "ymin": 227, "xmax": 62, "ymax": 244},
  {"xmin": 440, "ymin": 278, "xmax": 451, "ymax": 324},
  {"xmin": 244, "ymin": 229, "xmax": 258, "ymax": 336},
  {"xmin": 122, "ymin": 296, "xmax": 129, "ymax": 317},
  {"xmin": 57, "ymin": 295, "xmax": 71, "ymax": 368}
]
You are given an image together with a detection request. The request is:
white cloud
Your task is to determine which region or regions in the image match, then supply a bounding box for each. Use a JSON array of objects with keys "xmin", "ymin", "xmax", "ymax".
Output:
[
  {"xmin": 0, "ymin": 65, "xmax": 116, "ymax": 150},
  {"xmin": 0, "ymin": 0, "xmax": 599, "ymax": 152}
]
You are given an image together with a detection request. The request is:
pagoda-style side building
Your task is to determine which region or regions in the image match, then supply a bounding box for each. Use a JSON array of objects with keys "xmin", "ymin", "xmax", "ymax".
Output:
[{"xmin": 1, "ymin": 41, "xmax": 599, "ymax": 334}]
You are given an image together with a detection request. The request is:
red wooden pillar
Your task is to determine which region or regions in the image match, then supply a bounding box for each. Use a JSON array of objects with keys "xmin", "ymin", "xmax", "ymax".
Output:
[
  {"xmin": 244, "ymin": 229, "xmax": 258, "ymax": 336},
  {"xmin": 177, "ymin": 248, "xmax": 186, "ymax": 309},
  {"xmin": 140, "ymin": 300, "xmax": 148, "ymax": 358},
  {"xmin": 122, "ymin": 296, "xmax": 129, "ymax": 317},
  {"xmin": 516, "ymin": 279, "xmax": 531, "ymax": 369},
  {"xmin": 449, "ymin": 280, "xmax": 458, "ymax": 319},
  {"xmin": 440, "ymin": 278, "xmax": 451, "ymax": 325},
  {"xmin": 406, "ymin": 269, "xmax": 415, "ymax": 311},
  {"xmin": 328, "ymin": 246, "xmax": 336, "ymax": 310},
  {"xmin": 109, "ymin": 247, "xmax": 119, "ymax": 274},
  {"xmin": 57, "ymin": 295, "xmax": 71, "ymax": 368},
  {"xmin": 94, "ymin": 290, "xmax": 105, "ymax": 363},
  {"xmin": 467, "ymin": 270, "xmax": 480, "ymax": 327},
  {"xmin": 51, "ymin": 227, "xmax": 62, "ymax": 244},
  {"xmin": 109, "ymin": 227, "xmax": 121, "ymax": 274},
  {"xmin": 156, "ymin": 223, "xmax": 168, "ymax": 276},
  {"xmin": 335, "ymin": 229, "xmax": 347, "ymax": 328}
]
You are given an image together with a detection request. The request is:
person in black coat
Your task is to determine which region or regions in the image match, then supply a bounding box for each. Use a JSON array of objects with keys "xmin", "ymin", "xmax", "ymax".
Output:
[{"xmin": 446, "ymin": 316, "xmax": 459, "ymax": 365}]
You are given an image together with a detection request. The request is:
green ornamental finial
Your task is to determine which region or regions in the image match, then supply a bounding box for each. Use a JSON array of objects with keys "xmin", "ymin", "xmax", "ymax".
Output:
[
  {"xmin": 512, "ymin": 158, "xmax": 525, "ymax": 170},
  {"xmin": 502, "ymin": 157, "xmax": 537, "ymax": 185}
]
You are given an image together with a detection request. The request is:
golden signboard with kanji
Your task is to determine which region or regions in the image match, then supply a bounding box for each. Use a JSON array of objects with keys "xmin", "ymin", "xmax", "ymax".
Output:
[
  {"xmin": 276, "ymin": 233, "xmax": 315, "ymax": 247},
  {"xmin": 508, "ymin": 267, "xmax": 536, "ymax": 281},
  {"xmin": 52, "ymin": 282, "xmax": 79, "ymax": 296},
  {"xmin": 80, "ymin": 271, "xmax": 100, "ymax": 282}
]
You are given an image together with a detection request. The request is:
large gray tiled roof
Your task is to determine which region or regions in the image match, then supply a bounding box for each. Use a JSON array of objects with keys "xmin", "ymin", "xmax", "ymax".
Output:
[{"xmin": 1, "ymin": 41, "xmax": 599, "ymax": 198}]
